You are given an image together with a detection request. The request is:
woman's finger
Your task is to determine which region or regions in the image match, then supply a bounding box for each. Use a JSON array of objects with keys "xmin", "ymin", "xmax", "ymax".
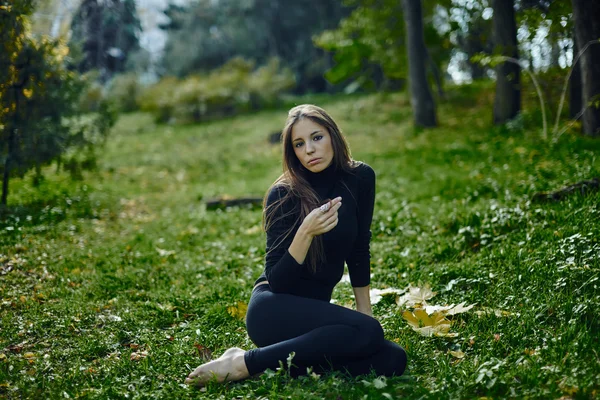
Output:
[
  {"xmin": 324, "ymin": 201, "xmax": 342, "ymax": 216},
  {"xmin": 322, "ymin": 211, "xmax": 338, "ymax": 226},
  {"xmin": 322, "ymin": 217, "xmax": 338, "ymax": 232}
]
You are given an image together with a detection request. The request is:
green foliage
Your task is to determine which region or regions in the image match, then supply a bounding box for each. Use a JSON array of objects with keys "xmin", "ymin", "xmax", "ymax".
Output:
[
  {"xmin": 315, "ymin": 3, "xmax": 405, "ymax": 90},
  {"xmin": 314, "ymin": 0, "xmax": 452, "ymax": 92},
  {"xmin": 1, "ymin": 86, "xmax": 599, "ymax": 398},
  {"xmin": 0, "ymin": 3, "xmax": 117, "ymax": 205},
  {"xmin": 69, "ymin": 0, "xmax": 142, "ymax": 80},
  {"xmin": 446, "ymin": 0, "xmax": 494, "ymax": 80},
  {"xmin": 77, "ymin": 71, "xmax": 105, "ymax": 113},
  {"xmin": 160, "ymin": 0, "xmax": 350, "ymax": 93},
  {"xmin": 140, "ymin": 57, "xmax": 295, "ymax": 124},
  {"xmin": 106, "ymin": 73, "xmax": 142, "ymax": 113}
]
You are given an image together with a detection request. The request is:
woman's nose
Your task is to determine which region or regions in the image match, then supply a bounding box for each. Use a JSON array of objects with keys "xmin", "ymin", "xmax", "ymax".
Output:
[{"xmin": 306, "ymin": 142, "xmax": 315, "ymax": 154}]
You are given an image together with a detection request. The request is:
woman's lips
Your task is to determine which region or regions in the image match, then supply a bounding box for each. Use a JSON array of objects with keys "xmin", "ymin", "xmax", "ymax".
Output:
[{"xmin": 308, "ymin": 158, "xmax": 321, "ymax": 166}]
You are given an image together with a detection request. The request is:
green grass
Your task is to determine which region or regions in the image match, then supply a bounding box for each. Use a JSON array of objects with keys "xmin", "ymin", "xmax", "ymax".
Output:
[{"xmin": 1, "ymin": 83, "xmax": 599, "ymax": 399}]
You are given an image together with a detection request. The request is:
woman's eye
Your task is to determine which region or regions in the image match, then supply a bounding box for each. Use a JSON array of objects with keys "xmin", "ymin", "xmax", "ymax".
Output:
[
  {"xmin": 314, "ymin": 135, "xmax": 323, "ymax": 141},
  {"xmin": 295, "ymin": 142, "xmax": 303, "ymax": 148}
]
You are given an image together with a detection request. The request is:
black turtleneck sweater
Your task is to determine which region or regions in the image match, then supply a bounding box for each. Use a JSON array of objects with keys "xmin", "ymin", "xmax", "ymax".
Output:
[{"xmin": 254, "ymin": 162, "xmax": 376, "ymax": 302}]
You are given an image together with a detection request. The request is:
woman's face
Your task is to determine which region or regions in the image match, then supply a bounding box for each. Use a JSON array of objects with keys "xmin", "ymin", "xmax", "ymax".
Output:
[{"xmin": 291, "ymin": 118, "xmax": 334, "ymax": 173}]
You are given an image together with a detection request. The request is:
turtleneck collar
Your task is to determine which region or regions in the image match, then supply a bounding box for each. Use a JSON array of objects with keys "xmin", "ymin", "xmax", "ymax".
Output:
[{"xmin": 303, "ymin": 162, "xmax": 339, "ymax": 187}]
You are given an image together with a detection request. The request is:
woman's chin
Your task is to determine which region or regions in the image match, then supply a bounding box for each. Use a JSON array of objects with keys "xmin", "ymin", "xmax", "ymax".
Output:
[{"xmin": 306, "ymin": 160, "xmax": 331, "ymax": 173}]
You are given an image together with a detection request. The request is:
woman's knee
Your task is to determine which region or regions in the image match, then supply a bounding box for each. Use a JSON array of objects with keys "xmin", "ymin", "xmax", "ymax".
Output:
[
  {"xmin": 354, "ymin": 317, "xmax": 385, "ymax": 353},
  {"xmin": 382, "ymin": 343, "xmax": 407, "ymax": 377}
]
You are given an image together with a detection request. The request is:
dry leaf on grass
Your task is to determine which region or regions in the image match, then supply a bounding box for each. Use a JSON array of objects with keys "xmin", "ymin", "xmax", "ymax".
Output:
[
  {"xmin": 194, "ymin": 344, "xmax": 213, "ymax": 361},
  {"xmin": 449, "ymin": 350, "xmax": 465, "ymax": 358},
  {"xmin": 402, "ymin": 309, "xmax": 458, "ymax": 337},
  {"xmin": 130, "ymin": 351, "xmax": 149, "ymax": 361},
  {"xmin": 156, "ymin": 248, "xmax": 176, "ymax": 257},
  {"xmin": 369, "ymin": 288, "xmax": 406, "ymax": 304},
  {"xmin": 424, "ymin": 302, "xmax": 475, "ymax": 316},
  {"xmin": 227, "ymin": 301, "xmax": 248, "ymax": 320},
  {"xmin": 396, "ymin": 284, "xmax": 436, "ymax": 307},
  {"xmin": 475, "ymin": 307, "xmax": 515, "ymax": 317}
]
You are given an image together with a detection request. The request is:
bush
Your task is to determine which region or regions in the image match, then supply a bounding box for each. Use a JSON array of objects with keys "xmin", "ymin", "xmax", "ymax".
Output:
[
  {"xmin": 139, "ymin": 57, "xmax": 296, "ymax": 124},
  {"xmin": 78, "ymin": 71, "xmax": 105, "ymax": 113},
  {"xmin": 138, "ymin": 76, "xmax": 178, "ymax": 123},
  {"xmin": 106, "ymin": 73, "xmax": 143, "ymax": 113}
]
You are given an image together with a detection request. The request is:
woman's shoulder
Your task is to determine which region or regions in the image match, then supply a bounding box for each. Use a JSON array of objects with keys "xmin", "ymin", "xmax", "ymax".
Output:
[
  {"xmin": 265, "ymin": 182, "xmax": 294, "ymax": 206},
  {"xmin": 348, "ymin": 161, "xmax": 376, "ymax": 182}
]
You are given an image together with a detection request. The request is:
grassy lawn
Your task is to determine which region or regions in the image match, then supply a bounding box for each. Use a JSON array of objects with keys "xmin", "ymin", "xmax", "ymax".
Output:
[{"xmin": 1, "ymin": 84, "xmax": 599, "ymax": 399}]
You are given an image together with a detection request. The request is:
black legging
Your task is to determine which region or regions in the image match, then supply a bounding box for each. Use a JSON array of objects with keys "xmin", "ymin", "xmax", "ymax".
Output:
[{"xmin": 244, "ymin": 284, "xmax": 407, "ymax": 378}]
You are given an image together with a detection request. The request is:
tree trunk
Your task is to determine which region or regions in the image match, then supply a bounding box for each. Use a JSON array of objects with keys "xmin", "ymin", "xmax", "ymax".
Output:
[
  {"xmin": 1, "ymin": 128, "xmax": 15, "ymax": 206},
  {"xmin": 569, "ymin": 34, "xmax": 582, "ymax": 120},
  {"xmin": 572, "ymin": 0, "xmax": 600, "ymax": 136},
  {"xmin": 401, "ymin": 0, "xmax": 437, "ymax": 128},
  {"xmin": 426, "ymin": 48, "xmax": 445, "ymax": 99},
  {"xmin": 492, "ymin": 0, "xmax": 520, "ymax": 124}
]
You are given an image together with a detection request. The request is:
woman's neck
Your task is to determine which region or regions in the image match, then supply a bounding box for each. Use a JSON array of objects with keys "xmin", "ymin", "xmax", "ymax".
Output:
[{"xmin": 303, "ymin": 162, "xmax": 338, "ymax": 187}]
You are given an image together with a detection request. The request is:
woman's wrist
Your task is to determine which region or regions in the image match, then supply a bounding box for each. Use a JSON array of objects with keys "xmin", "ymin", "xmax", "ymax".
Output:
[
  {"xmin": 298, "ymin": 224, "xmax": 314, "ymax": 240},
  {"xmin": 288, "ymin": 225, "xmax": 314, "ymax": 265}
]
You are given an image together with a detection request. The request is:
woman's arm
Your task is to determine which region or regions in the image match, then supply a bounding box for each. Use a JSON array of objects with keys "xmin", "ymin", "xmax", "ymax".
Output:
[
  {"xmin": 265, "ymin": 186, "xmax": 342, "ymax": 292},
  {"xmin": 346, "ymin": 163, "xmax": 376, "ymax": 288},
  {"xmin": 353, "ymin": 285, "xmax": 373, "ymax": 317},
  {"xmin": 287, "ymin": 225, "xmax": 313, "ymax": 264}
]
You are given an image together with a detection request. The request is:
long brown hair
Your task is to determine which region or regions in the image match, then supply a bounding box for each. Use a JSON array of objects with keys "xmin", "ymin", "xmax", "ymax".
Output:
[{"xmin": 263, "ymin": 104, "xmax": 357, "ymax": 273}]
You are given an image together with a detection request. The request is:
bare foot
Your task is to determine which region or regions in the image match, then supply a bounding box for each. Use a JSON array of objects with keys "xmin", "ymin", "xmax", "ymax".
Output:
[{"xmin": 185, "ymin": 347, "xmax": 250, "ymax": 386}]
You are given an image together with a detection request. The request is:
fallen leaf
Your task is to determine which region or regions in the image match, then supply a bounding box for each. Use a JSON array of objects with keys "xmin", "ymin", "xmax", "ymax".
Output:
[
  {"xmin": 369, "ymin": 287, "xmax": 405, "ymax": 304},
  {"xmin": 475, "ymin": 307, "xmax": 514, "ymax": 317},
  {"xmin": 424, "ymin": 302, "xmax": 475, "ymax": 316},
  {"xmin": 227, "ymin": 301, "xmax": 248, "ymax": 320},
  {"xmin": 397, "ymin": 284, "xmax": 436, "ymax": 307},
  {"xmin": 449, "ymin": 350, "xmax": 465, "ymax": 358},
  {"xmin": 156, "ymin": 248, "xmax": 176, "ymax": 257},
  {"xmin": 5, "ymin": 342, "xmax": 27, "ymax": 353},
  {"xmin": 402, "ymin": 309, "xmax": 457, "ymax": 337},
  {"xmin": 372, "ymin": 376, "xmax": 387, "ymax": 389},
  {"xmin": 130, "ymin": 351, "xmax": 149, "ymax": 361},
  {"xmin": 193, "ymin": 344, "xmax": 213, "ymax": 361}
]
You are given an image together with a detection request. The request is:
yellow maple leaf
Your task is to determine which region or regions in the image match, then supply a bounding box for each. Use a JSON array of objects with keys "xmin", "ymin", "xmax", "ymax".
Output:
[
  {"xmin": 402, "ymin": 309, "xmax": 457, "ymax": 337},
  {"xmin": 227, "ymin": 301, "xmax": 248, "ymax": 320}
]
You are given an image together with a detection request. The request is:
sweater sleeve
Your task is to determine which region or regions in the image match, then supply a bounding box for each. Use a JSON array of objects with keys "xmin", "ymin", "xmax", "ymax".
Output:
[
  {"xmin": 264, "ymin": 185, "xmax": 303, "ymax": 292},
  {"xmin": 346, "ymin": 164, "xmax": 376, "ymax": 287}
]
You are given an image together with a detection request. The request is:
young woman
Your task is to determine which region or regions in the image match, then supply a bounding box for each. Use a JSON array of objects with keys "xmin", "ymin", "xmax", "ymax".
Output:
[{"xmin": 185, "ymin": 104, "xmax": 407, "ymax": 386}]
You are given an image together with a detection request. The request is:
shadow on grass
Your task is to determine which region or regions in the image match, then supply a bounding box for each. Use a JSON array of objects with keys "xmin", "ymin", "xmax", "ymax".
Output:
[{"xmin": 0, "ymin": 186, "xmax": 106, "ymax": 246}]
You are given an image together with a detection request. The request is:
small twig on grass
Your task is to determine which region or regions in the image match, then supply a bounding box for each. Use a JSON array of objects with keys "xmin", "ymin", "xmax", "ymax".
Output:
[{"xmin": 532, "ymin": 177, "xmax": 600, "ymax": 203}]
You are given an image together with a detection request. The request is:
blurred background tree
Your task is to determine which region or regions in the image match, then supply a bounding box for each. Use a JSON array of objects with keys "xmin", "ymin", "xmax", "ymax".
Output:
[
  {"xmin": 0, "ymin": 0, "xmax": 116, "ymax": 206},
  {"xmin": 69, "ymin": 0, "xmax": 144, "ymax": 82},
  {"xmin": 571, "ymin": 0, "xmax": 600, "ymax": 136},
  {"xmin": 402, "ymin": 0, "xmax": 437, "ymax": 127},
  {"xmin": 492, "ymin": 0, "xmax": 520, "ymax": 125},
  {"xmin": 159, "ymin": 0, "xmax": 351, "ymax": 93},
  {"xmin": 9, "ymin": 0, "xmax": 600, "ymax": 136}
]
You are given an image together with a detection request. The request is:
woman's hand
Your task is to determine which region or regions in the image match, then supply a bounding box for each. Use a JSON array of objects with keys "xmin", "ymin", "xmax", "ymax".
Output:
[{"xmin": 300, "ymin": 196, "xmax": 342, "ymax": 238}]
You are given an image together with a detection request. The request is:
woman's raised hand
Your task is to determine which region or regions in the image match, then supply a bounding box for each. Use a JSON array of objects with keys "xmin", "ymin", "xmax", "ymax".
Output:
[{"xmin": 300, "ymin": 197, "xmax": 342, "ymax": 238}]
